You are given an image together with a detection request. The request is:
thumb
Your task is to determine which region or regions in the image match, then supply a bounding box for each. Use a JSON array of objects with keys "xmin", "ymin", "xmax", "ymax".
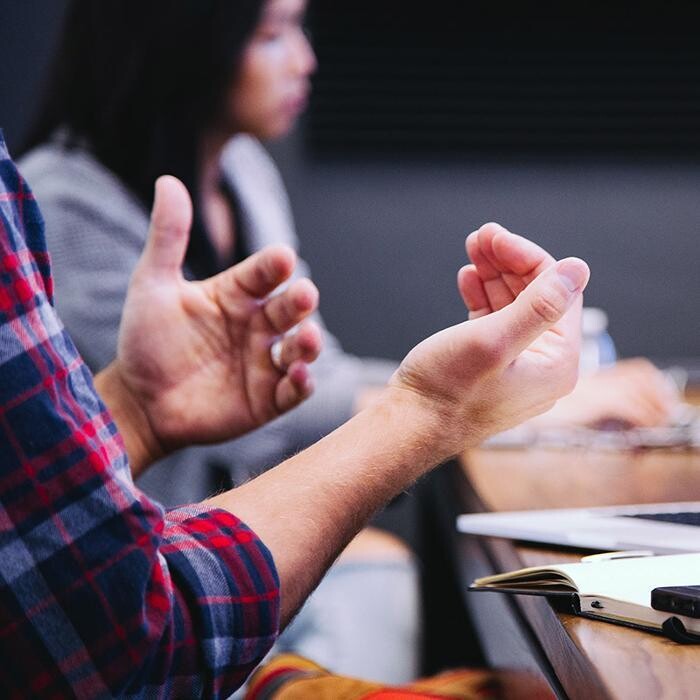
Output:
[
  {"xmin": 139, "ymin": 176, "xmax": 193, "ymax": 276},
  {"xmin": 479, "ymin": 257, "xmax": 590, "ymax": 363}
]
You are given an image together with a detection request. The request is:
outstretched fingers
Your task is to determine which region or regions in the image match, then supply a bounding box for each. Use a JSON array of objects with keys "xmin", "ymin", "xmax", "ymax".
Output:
[
  {"xmin": 263, "ymin": 278, "xmax": 319, "ymax": 334},
  {"xmin": 275, "ymin": 322, "xmax": 322, "ymax": 368},
  {"xmin": 139, "ymin": 176, "xmax": 193, "ymax": 277},
  {"xmin": 263, "ymin": 297, "xmax": 322, "ymax": 416},
  {"xmin": 275, "ymin": 361, "xmax": 315, "ymax": 413},
  {"xmin": 216, "ymin": 245, "xmax": 299, "ymax": 306},
  {"xmin": 266, "ymin": 326, "xmax": 321, "ymax": 412},
  {"xmin": 268, "ymin": 319, "xmax": 322, "ymax": 414}
]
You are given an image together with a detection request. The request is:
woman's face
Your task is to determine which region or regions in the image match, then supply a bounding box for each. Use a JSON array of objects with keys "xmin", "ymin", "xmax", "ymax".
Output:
[{"xmin": 227, "ymin": 0, "xmax": 317, "ymax": 140}]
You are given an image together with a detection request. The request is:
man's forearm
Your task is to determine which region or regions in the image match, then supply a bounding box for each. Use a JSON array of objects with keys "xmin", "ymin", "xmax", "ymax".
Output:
[{"xmin": 207, "ymin": 387, "xmax": 457, "ymax": 626}]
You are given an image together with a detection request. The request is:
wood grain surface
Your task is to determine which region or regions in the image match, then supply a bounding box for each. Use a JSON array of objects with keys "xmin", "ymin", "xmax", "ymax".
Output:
[{"xmin": 459, "ymin": 392, "xmax": 700, "ymax": 700}]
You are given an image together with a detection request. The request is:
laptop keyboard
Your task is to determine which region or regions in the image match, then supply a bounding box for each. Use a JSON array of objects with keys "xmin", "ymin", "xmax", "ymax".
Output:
[{"xmin": 625, "ymin": 512, "xmax": 700, "ymax": 527}]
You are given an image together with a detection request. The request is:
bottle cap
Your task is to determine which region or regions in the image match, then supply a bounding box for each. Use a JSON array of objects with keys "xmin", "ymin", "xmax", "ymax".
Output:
[{"xmin": 582, "ymin": 307, "xmax": 608, "ymax": 336}]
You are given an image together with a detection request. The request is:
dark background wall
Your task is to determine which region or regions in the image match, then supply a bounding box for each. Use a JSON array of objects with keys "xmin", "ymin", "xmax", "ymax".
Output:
[
  {"xmin": 272, "ymin": 133, "xmax": 700, "ymax": 362},
  {"xmin": 0, "ymin": 1, "xmax": 68, "ymax": 149},
  {"xmin": 2, "ymin": 0, "xmax": 698, "ymax": 364}
]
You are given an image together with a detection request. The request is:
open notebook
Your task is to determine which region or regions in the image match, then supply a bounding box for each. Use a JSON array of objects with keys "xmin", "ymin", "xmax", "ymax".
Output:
[{"xmin": 471, "ymin": 552, "xmax": 700, "ymax": 642}]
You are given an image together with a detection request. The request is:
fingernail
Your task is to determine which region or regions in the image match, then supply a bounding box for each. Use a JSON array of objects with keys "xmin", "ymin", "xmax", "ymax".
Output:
[{"xmin": 557, "ymin": 259, "xmax": 589, "ymax": 293}]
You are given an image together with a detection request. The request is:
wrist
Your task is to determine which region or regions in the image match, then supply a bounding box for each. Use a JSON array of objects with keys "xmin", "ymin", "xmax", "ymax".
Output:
[
  {"xmin": 382, "ymin": 370, "xmax": 500, "ymax": 459},
  {"xmin": 94, "ymin": 362, "xmax": 165, "ymax": 476},
  {"xmin": 375, "ymin": 382, "xmax": 462, "ymax": 466}
]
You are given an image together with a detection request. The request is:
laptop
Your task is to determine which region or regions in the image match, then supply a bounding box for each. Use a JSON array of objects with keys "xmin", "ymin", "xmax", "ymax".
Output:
[{"xmin": 457, "ymin": 501, "xmax": 700, "ymax": 554}]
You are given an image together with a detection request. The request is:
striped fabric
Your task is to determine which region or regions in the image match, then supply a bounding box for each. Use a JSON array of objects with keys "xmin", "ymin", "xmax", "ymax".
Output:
[
  {"xmin": 245, "ymin": 654, "xmax": 500, "ymax": 700},
  {"xmin": 0, "ymin": 133, "xmax": 280, "ymax": 698}
]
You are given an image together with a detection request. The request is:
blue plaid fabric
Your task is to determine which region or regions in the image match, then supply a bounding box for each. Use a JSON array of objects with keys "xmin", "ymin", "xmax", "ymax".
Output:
[{"xmin": 0, "ymin": 133, "xmax": 280, "ymax": 699}]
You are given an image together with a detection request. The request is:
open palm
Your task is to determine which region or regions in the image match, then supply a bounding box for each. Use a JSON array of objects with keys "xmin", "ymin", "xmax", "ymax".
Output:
[{"xmin": 116, "ymin": 176, "xmax": 322, "ymax": 454}]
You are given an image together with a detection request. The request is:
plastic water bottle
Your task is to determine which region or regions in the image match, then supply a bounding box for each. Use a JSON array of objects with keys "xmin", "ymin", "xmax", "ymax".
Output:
[{"xmin": 579, "ymin": 307, "xmax": 617, "ymax": 375}]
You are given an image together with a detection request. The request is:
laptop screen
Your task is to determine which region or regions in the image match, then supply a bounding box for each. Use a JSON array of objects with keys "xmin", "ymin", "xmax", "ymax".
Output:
[{"xmin": 625, "ymin": 512, "xmax": 700, "ymax": 527}]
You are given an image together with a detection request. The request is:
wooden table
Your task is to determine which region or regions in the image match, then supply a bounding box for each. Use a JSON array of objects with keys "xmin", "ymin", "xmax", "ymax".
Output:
[{"xmin": 455, "ymin": 428, "xmax": 700, "ymax": 699}]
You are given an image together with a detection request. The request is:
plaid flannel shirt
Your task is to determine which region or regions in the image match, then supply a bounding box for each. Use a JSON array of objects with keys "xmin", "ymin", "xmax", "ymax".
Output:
[{"xmin": 0, "ymin": 134, "xmax": 280, "ymax": 699}]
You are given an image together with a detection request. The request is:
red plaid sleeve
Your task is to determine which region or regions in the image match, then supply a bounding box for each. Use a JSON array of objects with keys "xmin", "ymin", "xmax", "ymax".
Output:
[{"xmin": 0, "ymin": 134, "xmax": 280, "ymax": 699}]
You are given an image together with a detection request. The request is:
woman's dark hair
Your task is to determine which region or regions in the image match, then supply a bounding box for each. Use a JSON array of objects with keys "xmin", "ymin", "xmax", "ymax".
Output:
[{"xmin": 23, "ymin": 0, "xmax": 266, "ymax": 275}]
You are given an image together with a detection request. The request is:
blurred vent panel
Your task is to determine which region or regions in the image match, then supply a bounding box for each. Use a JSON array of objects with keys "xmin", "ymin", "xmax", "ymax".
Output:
[{"xmin": 306, "ymin": 1, "xmax": 700, "ymax": 157}]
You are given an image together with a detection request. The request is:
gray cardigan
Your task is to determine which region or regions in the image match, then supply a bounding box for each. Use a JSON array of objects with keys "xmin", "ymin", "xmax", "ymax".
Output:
[{"xmin": 20, "ymin": 135, "xmax": 395, "ymax": 507}]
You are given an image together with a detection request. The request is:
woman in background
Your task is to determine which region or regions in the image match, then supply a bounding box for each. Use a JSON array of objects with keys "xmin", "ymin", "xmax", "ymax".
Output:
[
  {"xmin": 22, "ymin": 0, "xmax": 399, "ymax": 505},
  {"xmin": 20, "ymin": 0, "xmax": 679, "ymax": 683}
]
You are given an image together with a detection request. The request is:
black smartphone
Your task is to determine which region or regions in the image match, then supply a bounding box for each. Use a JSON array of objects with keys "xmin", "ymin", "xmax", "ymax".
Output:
[{"xmin": 651, "ymin": 585, "xmax": 700, "ymax": 619}]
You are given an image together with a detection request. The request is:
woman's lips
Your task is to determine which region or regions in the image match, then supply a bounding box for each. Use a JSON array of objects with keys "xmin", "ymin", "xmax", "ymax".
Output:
[{"xmin": 283, "ymin": 90, "xmax": 310, "ymax": 116}]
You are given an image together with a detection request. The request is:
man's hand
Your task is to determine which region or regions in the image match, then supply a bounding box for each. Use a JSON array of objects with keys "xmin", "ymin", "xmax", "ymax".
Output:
[
  {"xmin": 458, "ymin": 224, "xmax": 681, "ymax": 430},
  {"xmin": 388, "ymin": 222, "xmax": 590, "ymax": 456},
  {"xmin": 97, "ymin": 176, "xmax": 322, "ymax": 473}
]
